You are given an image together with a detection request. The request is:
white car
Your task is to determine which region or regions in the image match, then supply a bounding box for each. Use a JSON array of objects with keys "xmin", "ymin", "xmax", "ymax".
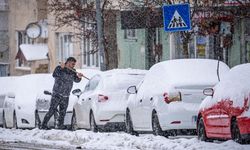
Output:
[
  {"xmin": 0, "ymin": 76, "xmax": 19, "ymax": 128},
  {"xmin": 72, "ymin": 69, "xmax": 147, "ymax": 132},
  {"xmin": 1, "ymin": 74, "xmax": 54, "ymax": 129},
  {"xmin": 125, "ymin": 59, "xmax": 230, "ymax": 137},
  {"xmin": 0, "ymin": 92, "xmax": 15, "ymax": 128},
  {"xmin": 35, "ymin": 69, "xmax": 100, "ymax": 129}
]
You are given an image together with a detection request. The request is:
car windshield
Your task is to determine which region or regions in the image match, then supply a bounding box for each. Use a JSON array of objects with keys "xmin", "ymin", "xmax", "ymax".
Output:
[{"xmin": 104, "ymin": 74, "xmax": 144, "ymax": 90}]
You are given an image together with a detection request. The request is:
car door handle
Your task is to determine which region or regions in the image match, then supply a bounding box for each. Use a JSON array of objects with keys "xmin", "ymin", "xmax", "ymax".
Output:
[
  {"xmin": 88, "ymin": 98, "xmax": 91, "ymax": 100},
  {"xmin": 82, "ymin": 99, "xmax": 85, "ymax": 101},
  {"xmin": 139, "ymin": 99, "xmax": 142, "ymax": 103}
]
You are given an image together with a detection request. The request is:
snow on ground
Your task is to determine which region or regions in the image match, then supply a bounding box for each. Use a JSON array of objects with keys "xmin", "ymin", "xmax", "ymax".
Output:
[{"xmin": 0, "ymin": 128, "xmax": 249, "ymax": 150}]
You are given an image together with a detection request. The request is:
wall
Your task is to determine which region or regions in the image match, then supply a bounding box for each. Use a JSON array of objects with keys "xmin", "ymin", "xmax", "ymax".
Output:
[
  {"xmin": 117, "ymin": 12, "xmax": 171, "ymax": 70},
  {"xmin": 8, "ymin": 0, "xmax": 48, "ymax": 75}
]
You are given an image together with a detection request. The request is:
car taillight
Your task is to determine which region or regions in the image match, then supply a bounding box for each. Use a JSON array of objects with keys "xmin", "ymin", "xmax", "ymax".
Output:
[
  {"xmin": 244, "ymin": 98, "xmax": 249, "ymax": 111},
  {"xmin": 163, "ymin": 92, "xmax": 182, "ymax": 104},
  {"xmin": 98, "ymin": 94, "xmax": 109, "ymax": 102}
]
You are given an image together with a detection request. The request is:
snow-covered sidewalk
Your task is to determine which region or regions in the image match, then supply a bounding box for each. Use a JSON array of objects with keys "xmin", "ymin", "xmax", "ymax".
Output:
[{"xmin": 0, "ymin": 128, "xmax": 249, "ymax": 150}]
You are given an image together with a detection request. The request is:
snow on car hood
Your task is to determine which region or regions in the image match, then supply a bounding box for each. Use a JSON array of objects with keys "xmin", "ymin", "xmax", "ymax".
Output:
[
  {"xmin": 15, "ymin": 74, "xmax": 54, "ymax": 113},
  {"xmin": 200, "ymin": 63, "xmax": 250, "ymax": 110}
]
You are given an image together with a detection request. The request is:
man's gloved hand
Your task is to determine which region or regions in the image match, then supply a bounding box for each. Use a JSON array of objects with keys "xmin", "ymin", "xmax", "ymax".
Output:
[
  {"xmin": 59, "ymin": 62, "xmax": 65, "ymax": 69},
  {"xmin": 77, "ymin": 72, "xmax": 84, "ymax": 78}
]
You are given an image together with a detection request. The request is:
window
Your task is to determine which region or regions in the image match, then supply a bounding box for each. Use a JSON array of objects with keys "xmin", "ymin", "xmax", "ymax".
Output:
[
  {"xmin": 16, "ymin": 31, "xmax": 32, "ymax": 67},
  {"xmin": 124, "ymin": 29, "xmax": 137, "ymax": 40},
  {"xmin": 89, "ymin": 75, "xmax": 101, "ymax": 90},
  {"xmin": 57, "ymin": 33, "xmax": 73, "ymax": 63},
  {"xmin": 0, "ymin": 52, "xmax": 3, "ymax": 58},
  {"xmin": 81, "ymin": 17, "xmax": 99, "ymax": 68},
  {"xmin": 84, "ymin": 82, "xmax": 90, "ymax": 92}
]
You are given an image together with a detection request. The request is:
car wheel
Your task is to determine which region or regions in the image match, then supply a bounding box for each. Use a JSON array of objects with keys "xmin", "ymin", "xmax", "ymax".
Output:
[
  {"xmin": 2, "ymin": 112, "xmax": 7, "ymax": 128},
  {"xmin": 125, "ymin": 110, "xmax": 138, "ymax": 136},
  {"xmin": 71, "ymin": 110, "xmax": 78, "ymax": 131},
  {"xmin": 90, "ymin": 112, "xmax": 98, "ymax": 132},
  {"xmin": 35, "ymin": 111, "xmax": 41, "ymax": 128},
  {"xmin": 197, "ymin": 117, "xmax": 209, "ymax": 141},
  {"xmin": 13, "ymin": 112, "xmax": 18, "ymax": 129},
  {"xmin": 152, "ymin": 112, "xmax": 166, "ymax": 137},
  {"xmin": 231, "ymin": 119, "xmax": 244, "ymax": 144}
]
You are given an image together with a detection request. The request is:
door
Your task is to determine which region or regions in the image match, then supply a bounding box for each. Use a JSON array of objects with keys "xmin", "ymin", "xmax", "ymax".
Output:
[
  {"xmin": 139, "ymin": 94, "xmax": 153, "ymax": 130},
  {"xmin": 203, "ymin": 101, "xmax": 223, "ymax": 138},
  {"xmin": 0, "ymin": 65, "xmax": 8, "ymax": 76},
  {"xmin": 3, "ymin": 93, "xmax": 15, "ymax": 126},
  {"xmin": 129, "ymin": 81, "xmax": 145, "ymax": 130}
]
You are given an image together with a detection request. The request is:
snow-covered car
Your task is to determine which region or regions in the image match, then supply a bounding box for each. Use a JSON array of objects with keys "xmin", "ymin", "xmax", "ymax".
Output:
[
  {"xmin": 125, "ymin": 59, "xmax": 229, "ymax": 137},
  {"xmin": 0, "ymin": 92, "xmax": 15, "ymax": 128},
  {"xmin": 35, "ymin": 90, "xmax": 65, "ymax": 128},
  {"xmin": 0, "ymin": 76, "xmax": 20, "ymax": 128},
  {"xmin": 197, "ymin": 63, "xmax": 250, "ymax": 144},
  {"xmin": 1, "ymin": 74, "xmax": 55, "ymax": 129},
  {"xmin": 71, "ymin": 69, "xmax": 147, "ymax": 132},
  {"xmin": 0, "ymin": 94, "xmax": 5, "ymax": 127},
  {"xmin": 35, "ymin": 69, "xmax": 100, "ymax": 129}
]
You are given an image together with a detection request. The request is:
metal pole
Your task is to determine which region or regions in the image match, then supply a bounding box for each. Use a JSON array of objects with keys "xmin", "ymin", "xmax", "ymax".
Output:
[{"xmin": 96, "ymin": 0, "xmax": 106, "ymax": 71}]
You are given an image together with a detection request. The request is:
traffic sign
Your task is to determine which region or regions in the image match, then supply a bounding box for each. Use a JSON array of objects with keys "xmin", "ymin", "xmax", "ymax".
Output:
[{"xmin": 163, "ymin": 3, "xmax": 191, "ymax": 32}]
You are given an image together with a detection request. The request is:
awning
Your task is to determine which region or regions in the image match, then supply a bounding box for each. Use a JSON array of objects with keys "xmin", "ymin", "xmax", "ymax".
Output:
[{"xmin": 16, "ymin": 44, "xmax": 48, "ymax": 61}]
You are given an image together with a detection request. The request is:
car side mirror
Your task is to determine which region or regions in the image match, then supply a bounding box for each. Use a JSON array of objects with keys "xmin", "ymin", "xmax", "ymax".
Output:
[
  {"xmin": 44, "ymin": 90, "xmax": 52, "ymax": 95},
  {"xmin": 127, "ymin": 86, "xmax": 137, "ymax": 94},
  {"xmin": 203, "ymin": 88, "xmax": 214, "ymax": 96},
  {"xmin": 7, "ymin": 92, "xmax": 15, "ymax": 98},
  {"xmin": 72, "ymin": 89, "xmax": 82, "ymax": 97}
]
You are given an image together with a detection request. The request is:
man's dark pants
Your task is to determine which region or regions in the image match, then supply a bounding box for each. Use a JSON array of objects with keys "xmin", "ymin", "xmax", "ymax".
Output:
[{"xmin": 41, "ymin": 93, "xmax": 69, "ymax": 129}]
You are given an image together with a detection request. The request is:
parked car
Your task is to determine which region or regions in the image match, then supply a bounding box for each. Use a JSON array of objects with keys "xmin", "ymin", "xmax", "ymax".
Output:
[
  {"xmin": 0, "ymin": 94, "xmax": 4, "ymax": 127},
  {"xmin": 35, "ymin": 69, "xmax": 100, "ymax": 129},
  {"xmin": 35, "ymin": 90, "xmax": 60, "ymax": 128},
  {"xmin": 197, "ymin": 63, "xmax": 250, "ymax": 144},
  {"xmin": 1, "ymin": 74, "xmax": 54, "ymax": 129},
  {"xmin": 0, "ymin": 92, "xmax": 15, "ymax": 127},
  {"xmin": 125, "ymin": 59, "xmax": 229, "ymax": 137},
  {"xmin": 71, "ymin": 69, "xmax": 147, "ymax": 132},
  {"xmin": 0, "ymin": 76, "xmax": 19, "ymax": 128}
]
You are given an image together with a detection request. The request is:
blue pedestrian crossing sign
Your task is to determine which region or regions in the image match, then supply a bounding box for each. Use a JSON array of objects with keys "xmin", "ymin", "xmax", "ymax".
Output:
[{"xmin": 163, "ymin": 3, "xmax": 191, "ymax": 32}]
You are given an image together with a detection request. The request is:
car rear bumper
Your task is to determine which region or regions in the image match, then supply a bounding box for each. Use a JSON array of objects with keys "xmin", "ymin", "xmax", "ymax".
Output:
[
  {"xmin": 238, "ymin": 117, "xmax": 250, "ymax": 135},
  {"xmin": 158, "ymin": 103, "xmax": 199, "ymax": 131},
  {"xmin": 95, "ymin": 110, "xmax": 125, "ymax": 125}
]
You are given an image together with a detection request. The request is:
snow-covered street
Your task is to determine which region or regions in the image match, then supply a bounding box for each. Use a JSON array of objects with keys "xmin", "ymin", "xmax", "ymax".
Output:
[{"xmin": 0, "ymin": 128, "xmax": 250, "ymax": 150}]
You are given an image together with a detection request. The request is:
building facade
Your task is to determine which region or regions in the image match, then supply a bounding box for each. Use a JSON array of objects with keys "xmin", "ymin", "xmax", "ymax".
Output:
[
  {"xmin": 0, "ymin": 0, "xmax": 9, "ymax": 76},
  {"xmin": 8, "ymin": 0, "xmax": 48, "ymax": 76}
]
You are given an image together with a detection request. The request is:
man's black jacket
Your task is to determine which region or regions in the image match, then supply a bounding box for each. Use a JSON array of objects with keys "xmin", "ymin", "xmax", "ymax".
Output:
[{"xmin": 52, "ymin": 66, "xmax": 81, "ymax": 97}]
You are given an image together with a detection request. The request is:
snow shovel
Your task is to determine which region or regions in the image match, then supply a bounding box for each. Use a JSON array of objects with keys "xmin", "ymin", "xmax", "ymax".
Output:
[{"xmin": 66, "ymin": 67, "xmax": 90, "ymax": 80}]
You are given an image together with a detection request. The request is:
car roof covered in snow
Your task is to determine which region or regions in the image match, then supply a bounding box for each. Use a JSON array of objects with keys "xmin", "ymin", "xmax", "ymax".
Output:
[
  {"xmin": 102, "ymin": 68, "xmax": 147, "ymax": 76},
  {"xmin": 148, "ymin": 59, "xmax": 229, "ymax": 87}
]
